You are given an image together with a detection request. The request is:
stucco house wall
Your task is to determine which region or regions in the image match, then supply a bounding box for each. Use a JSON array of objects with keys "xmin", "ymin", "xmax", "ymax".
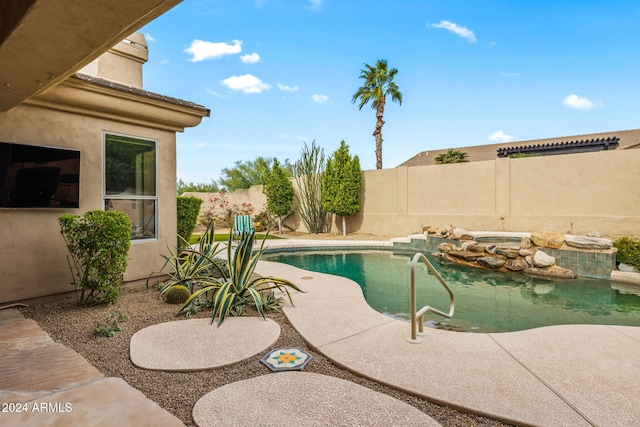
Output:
[{"xmin": 0, "ymin": 68, "xmax": 207, "ymax": 304}]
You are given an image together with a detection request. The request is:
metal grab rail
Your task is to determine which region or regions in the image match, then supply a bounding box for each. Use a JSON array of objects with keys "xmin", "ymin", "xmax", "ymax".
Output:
[{"xmin": 408, "ymin": 252, "xmax": 455, "ymax": 343}]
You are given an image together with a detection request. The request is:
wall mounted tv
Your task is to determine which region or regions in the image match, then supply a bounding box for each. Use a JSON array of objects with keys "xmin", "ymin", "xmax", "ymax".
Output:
[{"xmin": 0, "ymin": 141, "xmax": 80, "ymax": 208}]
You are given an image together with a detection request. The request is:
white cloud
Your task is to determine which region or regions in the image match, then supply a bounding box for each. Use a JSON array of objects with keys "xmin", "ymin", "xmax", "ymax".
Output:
[
  {"xmin": 240, "ymin": 53, "xmax": 260, "ymax": 64},
  {"xmin": 160, "ymin": 58, "xmax": 170, "ymax": 65},
  {"xmin": 205, "ymin": 88, "xmax": 223, "ymax": 97},
  {"xmin": 221, "ymin": 74, "xmax": 271, "ymax": 94},
  {"xmin": 431, "ymin": 20, "xmax": 477, "ymax": 43},
  {"xmin": 312, "ymin": 94, "xmax": 329, "ymax": 103},
  {"xmin": 296, "ymin": 135, "xmax": 310, "ymax": 142},
  {"xmin": 307, "ymin": 0, "xmax": 324, "ymax": 10},
  {"xmin": 145, "ymin": 34, "xmax": 155, "ymax": 42},
  {"xmin": 488, "ymin": 130, "xmax": 514, "ymax": 142},
  {"xmin": 500, "ymin": 72, "xmax": 520, "ymax": 77},
  {"xmin": 277, "ymin": 83, "xmax": 299, "ymax": 92},
  {"xmin": 184, "ymin": 39, "xmax": 242, "ymax": 62},
  {"xmin": 563, "ymin": 94, "xmax": 601, "ymax": 110}
]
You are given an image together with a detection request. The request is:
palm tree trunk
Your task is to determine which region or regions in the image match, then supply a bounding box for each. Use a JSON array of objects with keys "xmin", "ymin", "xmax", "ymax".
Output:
[{"xmin": 373, "ymin": 101, "xmax": 386, "ymax": 169}]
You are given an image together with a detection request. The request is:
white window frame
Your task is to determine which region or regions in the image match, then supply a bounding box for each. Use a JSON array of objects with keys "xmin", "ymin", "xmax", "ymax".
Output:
[{"xmin": 102, "ymin": 131, "xmax": 159, "ymax": 242}]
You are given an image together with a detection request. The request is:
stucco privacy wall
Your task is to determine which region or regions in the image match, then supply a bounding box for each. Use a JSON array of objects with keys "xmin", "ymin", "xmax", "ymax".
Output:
[
  {"xmin": 357, "ymin": 150, "xmax": 640, "ymax": 238},
  {"xmin": 202, "ymin": 150, "xmax": 639, "ymax": 238},
  {"xmin": 0, "ymin": 79, "xmax": 205, "ymax": 303}
]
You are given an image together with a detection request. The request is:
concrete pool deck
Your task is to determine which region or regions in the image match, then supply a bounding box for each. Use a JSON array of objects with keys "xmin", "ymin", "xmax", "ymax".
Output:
[{"xmin": 257, "ymin": 237, "xmax": 640, "ymax": 426}]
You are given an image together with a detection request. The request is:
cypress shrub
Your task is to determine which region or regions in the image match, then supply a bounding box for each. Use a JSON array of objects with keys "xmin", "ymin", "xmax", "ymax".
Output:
[{"xmin": 177, "ymin": 196, "xmax": 203, "ymax": 247}]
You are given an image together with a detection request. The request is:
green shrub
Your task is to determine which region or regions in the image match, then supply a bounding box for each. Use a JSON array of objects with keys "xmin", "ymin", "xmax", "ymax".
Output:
[
  {"xmin": 95, "ymin": 310, "xmax": 128, "ymax": 337},
  {"xmin": 165, "ymin": 285, "xmax": 191, "ymax": 304},
  {"xmin": 177, "ymin": 196, "xmax": 203, "ymax": 248},
  {"xmin": 613, "ymin": 237, "xmax": 640, "ymax": 269},
  {"xmin": 59, "ymin": 210, "xmax": 131, "ymax": 306}
]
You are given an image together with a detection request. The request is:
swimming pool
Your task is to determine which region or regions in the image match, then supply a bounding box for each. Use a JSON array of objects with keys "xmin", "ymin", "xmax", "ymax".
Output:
[{"xmin": 263, "ymin": 250, "xmax": 640, "ymax": 333}]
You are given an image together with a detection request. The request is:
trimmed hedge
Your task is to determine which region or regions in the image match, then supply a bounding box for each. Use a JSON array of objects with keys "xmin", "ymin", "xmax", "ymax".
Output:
[
  {"xmin": 177, "ymin": 196, "xmax": 203, "ymax": 247},
  {"xmin": 614, "ymin": 236, "xmax": 640, "ymax": 269}
]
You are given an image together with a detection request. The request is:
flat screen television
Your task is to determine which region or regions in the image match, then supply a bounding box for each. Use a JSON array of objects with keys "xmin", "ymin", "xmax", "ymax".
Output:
[{"xmin": 0, "ymin": 141, "xmax": 80, "ymax": 208}]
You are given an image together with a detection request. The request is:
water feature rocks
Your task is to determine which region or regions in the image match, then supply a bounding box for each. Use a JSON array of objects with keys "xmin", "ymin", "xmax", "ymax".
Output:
[
  {"xmin": 477, "ymin": 257, "xmax": 506, "ymax": 269},
  {"xmin": 565, "ymin": 235, "xmax": 612, "ymax": 250},
  {"xmin": 525, "ymin": 265, "xmax": 578, "ymax": 279},
  {"xmin": 519, "ymin": 248, "xmax": 534, "ymax": 257},
  {"xmin": 520, "ymin": 237, "xmax": 533, "ymax": 249},
  {"xmin": 496, "ymin": 248, "xmax": 519, "ymax": 259},
  {"xmin": 533, "ymin": 251, "xmax": 555, "ymax": 268},
  {"xmin": 452, "ymin": 227, "xmax": 474, "ymax": 240},
  {"xmin": 438, "ymin": 243, "xmax": 457, "ymax": 253},
  {"xmin": 530, "ymin": 231, "xmax": 565, "ymax": 249},
  {"xmin": 448, "ymin": 250, "xmax": 482, "ymax": 262},
  {"xmin": 505, "ymin": 259, "xmax": 529, "ymax": 271}
]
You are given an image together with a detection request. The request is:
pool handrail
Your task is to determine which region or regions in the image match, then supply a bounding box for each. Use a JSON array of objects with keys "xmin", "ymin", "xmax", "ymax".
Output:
[{"xmin": 408, "ymin": 252, "xmax": 456, "ymax": 343}]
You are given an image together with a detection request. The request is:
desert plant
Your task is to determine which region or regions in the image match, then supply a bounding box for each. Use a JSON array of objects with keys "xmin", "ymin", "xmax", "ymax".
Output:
[
  {"xmin": 294, "ymin": 141, "xmax": 327, "ymax": 234},
  {"xmin": 178, "ymin": 230, "xmax": 303, "ymax": 326},
  {"xmin": 59, "ymin": 210, "xmax": 131, "ymax": 306},
  {"xmin": 260, "ymin": 290, "xmax": 284, "ymax": 312},
  {"xmin": 177, "ymin": 196, "xmax": 203, "ymax": 248},
  {"xmin": 94, "ymin": 310, "xmax": 128, "ymax": 337},
  {"xmin": 199, "ymin": 190, "xmax": 254, "ymax": 229},
  {"xmin": 152, "ymin": 225, "xmax": 226, "ymax": 297},
  {"xmin": 165, "ymin": 285, "xmax": 191, "ymax": 304},
  {"xmin": 435, "ymin": 149, "xmax": 469, "ymax": 164},
  {"xmin": 613, "ymin": 237, "xmax": 640, "ymax": 269},
  {"xmin": 509, "ymin": 152, "xmax": 540, "ymax": 158}
]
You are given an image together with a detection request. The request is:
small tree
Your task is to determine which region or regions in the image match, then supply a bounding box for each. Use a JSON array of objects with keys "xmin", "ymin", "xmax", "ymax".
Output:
[
  {"xmin": 322, "ymin": 140, "xmax": 362, "ymax": 235},
  {"xmin": 177, "ymin": 196, "xmax": 203, "ymax": 247},
  {"xmin": 59, "ymin": 210, "xmax": 131, "ymax": 306},
  {"xmin": 293, "ymin": 141, "xmax": 327, "ymax": 234},
  {"xmin": 434, "ymin": 149, "xmax": 469, "ymax": 164},
  {"xmin": 263, "ymin": 159, "xmax": 294, "ymax": 234}
]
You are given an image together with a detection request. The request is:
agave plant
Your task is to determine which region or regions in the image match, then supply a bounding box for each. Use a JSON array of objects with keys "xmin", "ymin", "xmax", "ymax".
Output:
[
  {"xmin": 150, "ymin": 225, "xmax": 226, "ymax": 297},
  {"xmin": 178, "ymin": 229, "xmax": 303, "ymax": 326}
]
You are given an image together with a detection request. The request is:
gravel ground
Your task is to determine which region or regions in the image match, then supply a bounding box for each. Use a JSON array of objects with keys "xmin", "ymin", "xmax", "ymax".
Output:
[{"xmin": 18, "ymin": 281, "xmax": 511, "ymax": 427}]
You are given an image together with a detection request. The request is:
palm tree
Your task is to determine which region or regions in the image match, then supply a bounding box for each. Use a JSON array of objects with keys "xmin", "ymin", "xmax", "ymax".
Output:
[
  {"xmin": 434, "ymin": 149, "xmax": 470, "ymax": 164},
  {"xmin": 352, "ymin": 59, "xmax": 402, "ymax": 169}
]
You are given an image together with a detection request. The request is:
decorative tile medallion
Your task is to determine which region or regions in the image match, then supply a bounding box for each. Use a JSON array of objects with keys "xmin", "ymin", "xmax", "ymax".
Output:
[{"xmin": 261, "ymin": 347, "xmax": 312, "ymax": 372}]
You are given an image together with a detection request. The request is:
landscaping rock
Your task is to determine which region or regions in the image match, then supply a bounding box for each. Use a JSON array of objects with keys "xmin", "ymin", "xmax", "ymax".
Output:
[
  {"xmin": 565, "ymin": 235, "xmax": 612, "ymax": 250},
  {"xmin": 424, "ymin": 226, "xmax": 441, "ymax": 235},
  {"xmin": 438, "ymin": 243, "xmax": 457, "ymax": 253},
  {"xmin": 530, "ymin": 231, "xmax": 565, "ymax": 249},
  {"xmin": 505, "ymin": 259, "xmax": 529, "ymax": 271},
  {"xmin": 467, "ymin": 244, "xmax": 487, "ymax": 253},
  {"xmin": 477, "ymin": 257, "xmax": 506, "ymax": 269},
  {"xmin": 533, "ymin": 251, "xmax": 556, "ymax": 268},
  {"xmin": 448, "ymin": 250, "xmax": 482, "ymax": 262},
  {"xmin": 618, "ymin": 263, "xmax": 639, "ymax": 273},
  {"xmin": 525, "ymin": 265, "xmax": 578, "ymax": 279},
  {"xmin": 520, "ymin": 237, "xmax": 533, "ymax": 249},
  {"xmin": 496, "ymin": 248, "xmax": 519, "ymax": 259},
  {"xmin": 486, "ymin": 245, "xmax": 498, "ymax": 255},
  {"xmin": 452, "ymin": 227, "xmax": 474, "ymax": 240},
  {"xmin": 519, "ymin": 248, "xmax": 534, "ymax": 257}
]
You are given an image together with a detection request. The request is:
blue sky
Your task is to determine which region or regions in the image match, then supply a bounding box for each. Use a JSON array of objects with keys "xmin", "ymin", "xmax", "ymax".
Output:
[{"xmin": 140, "ymin": 0, "xmax": 640, "ymax": 184}]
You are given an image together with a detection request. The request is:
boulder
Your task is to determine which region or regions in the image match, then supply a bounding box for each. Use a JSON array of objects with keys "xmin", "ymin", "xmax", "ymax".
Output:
[
  {"xmin": 519, "ymin": 248, "xmax": 534, "ymax": 257},
  {"xmin": 467, "ymin": 244, "xmax": 487, "ymax": 253},
  {"xmin": 448, "ymin": 250, "xmax": 482, "ymax": 262},
  {"xmin": 438, "ymin": 243, "xmax": 457, "ymax": 253},
  {"xmin": 505, "ymin": 258, "xmax": 529, "ymax": 271},
  {"xmin": 565, "ymin": 235, "xmax": 612, "ymax": 250},
  {"xmin": 496, "ymin": 248, "xmax": 519, "ymax": 259},
  {"xmin": 452, "ymin": 227, "xmax": 474, "ymax": 240},
  {"xmin": 486, "ymin": 245, "xmax": 498, "ymax": 254},
  {"xmin": 520, "ymin": 237, "xmax": 533, "ymax": 249},
  {"xmin": 530, "ymin": 231, "xmax": 565, "ymax": 249},
  {"xmin": 423, "ymin": 226, "xmax": 441, "ymax": 235},
  {"xmin": 618, "ymin": 263, "xmax": 639, "ymax": 273},
  {"xmin": 477, "ymin": 256, "xmax": 506, "ymax": 269},
  {"xmin": 533, "ymin": 250, "xmax": 556, "ymax": 268},
  {"xmin": 525, "ymin": 265, "xmax": 578, "ymax": 279}
]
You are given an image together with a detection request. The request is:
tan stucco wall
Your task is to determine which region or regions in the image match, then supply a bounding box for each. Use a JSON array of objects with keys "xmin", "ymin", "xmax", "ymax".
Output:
[
  {"xmin": 0, "ymin": 83, "xmax": 203, "ymax": 304},
  {"xmin": 356, "ymin": 150, "xmax": 639, "ymax": 238},
  {"xmin": 208, "ymin": 150, "xmax": 639, "ymax": 239}
]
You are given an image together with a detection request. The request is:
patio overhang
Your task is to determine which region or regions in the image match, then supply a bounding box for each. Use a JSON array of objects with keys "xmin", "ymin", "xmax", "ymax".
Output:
[{"xmin": 0, "ymin": 0, "xmax": 182, "ymax": 112}]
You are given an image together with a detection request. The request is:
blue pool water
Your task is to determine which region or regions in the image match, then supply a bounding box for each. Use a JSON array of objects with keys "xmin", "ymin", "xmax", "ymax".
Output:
[{"xmin": 263, "ymin": 250, "xmax": 640, "ymax": 333}]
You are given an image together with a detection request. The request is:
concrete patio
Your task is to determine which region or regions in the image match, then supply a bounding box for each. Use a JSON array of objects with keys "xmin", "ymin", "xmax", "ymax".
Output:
[{"xmin": 2, "ymin": 237, "xmax": 640, "ymax": 426}]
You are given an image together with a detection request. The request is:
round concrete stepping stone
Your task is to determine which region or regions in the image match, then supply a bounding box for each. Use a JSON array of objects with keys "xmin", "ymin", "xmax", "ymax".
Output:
[
  {"xmin": 192, "ymin": 371, "xmax": 442, "ymax": 427},
  {"xmin": 130, "ymin": 317, "xmax": 280, "ymax": 371}
]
